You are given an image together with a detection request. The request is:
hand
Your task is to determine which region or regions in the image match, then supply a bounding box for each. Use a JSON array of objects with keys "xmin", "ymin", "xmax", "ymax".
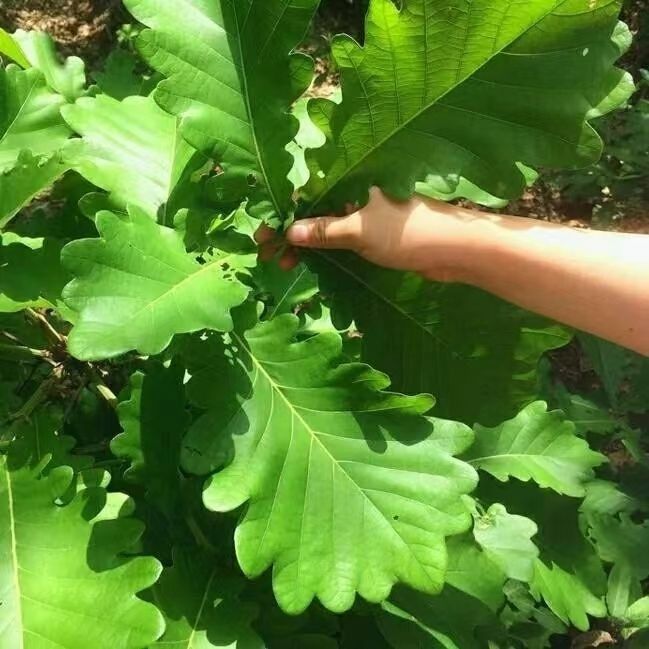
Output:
[{"xmin": 256, "ymin": 188, "xmax": 489, "ymax": 283}]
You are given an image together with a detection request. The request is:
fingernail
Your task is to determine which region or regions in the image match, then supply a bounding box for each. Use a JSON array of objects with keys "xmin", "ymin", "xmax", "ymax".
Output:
[{"xmin": 287, "ymin": 224, "xmax": 310, "ymax": 245}]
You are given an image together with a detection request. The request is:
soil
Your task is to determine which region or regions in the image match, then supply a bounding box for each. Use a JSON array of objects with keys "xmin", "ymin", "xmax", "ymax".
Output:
[{"xmin": 0, "ymin": 0, "xmax": 123, "ymax": 63}]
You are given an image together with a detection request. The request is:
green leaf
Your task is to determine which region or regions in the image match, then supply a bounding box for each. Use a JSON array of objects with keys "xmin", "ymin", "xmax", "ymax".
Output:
[
  {"xmin": 589, "ymin": 514, "xmax": 649, "ymax": 581},
  {"xmin": 0, "ymin": 150, "xmax": 70, "ymax": 230},
  {"xmin": 152, "ymin": 548, "xmax": 264, "ymax": 648},
  {"xmin": 62, "ymin": 95, "xmax": 196, "ymax": 220},
  {"xmin": 579, "ymin": 333, "xmax": 630, "ymax": 408},
  {"xmin": 605, "ymin": 563, "xmax": 642, "ymax": 621},
  {"xmin": 0, "ymin": 28, "xmax": 30, "ymax": 68},
  {"xmin": 542, "ymin": 382, "xmax": 619, "ymax": 436},
  {"xmin": 7, "ymin": 408, "xmax": 92, "ymax": 473},
  {"xmin": 530, "ymin": 560, "xmax": 606, "ymax": 631},
  {"xmin": 0, "ymin": 437, "xmax": 164, "ymax": 648},
  {"xmin": 183, "ymin": 314, "xmax": 478, "ymax": 614},
  {"xmin": 0, "ymin": 233, "xmax": 70, "ymax": 312},
  {"xmin": 93, "ymin": 49, "xmax": 145, "ymax": 100},
  {"xmin": 464, "ymin": 401, "xmax": 605, "ymax": 497},
  {"xmin": 0, "ymin": 64, "xmax": 71, "ymax": 172},
  {"xmin": 13, "ymin": 30, "xmax": 86, "ymax": 101},
  {"xmin": 0, "ymin": 64, "xmax": 72, "ymax": 227},
  {"xmin": 472, "ymin": 503, "xmax": 539, "ymax": 582},
  {"xmin": 312, "ymin": 259, "xmax": 571, "ymax": 426},
  {"xmin": 379, "ymin": 539, "xmax": 507, "ymax": 649},
  {"xmin": 626, "ymin": 596, "xmax": 649, "ymax": 628},
  {"xmin": 113, "ymin": 360, "xmax": 188, "ymax": 516},
  {"xmin": 253, "ymin": 261, "xmax": 319, "ymax": 317},
  {"xmin": 416, "ymin": 164, "xmax": 539, "ymax": 209},
  {"xmin": 581, "ymin": 479, "xmax": 648, "ymax": 519},
  {"xmin": 61, "ymin": 207, "xmax": 254, "ymax": 360},
  {"xmin": 478, "ymin": 479, "xmax": 607, "ymax": 631},
  {"xmin": 303, "ymin": 0, "xmax": 633, "ymax": 212},
  {"xmin": 125, "ymin": 0, "xmax": 319, "ymax": 222}
]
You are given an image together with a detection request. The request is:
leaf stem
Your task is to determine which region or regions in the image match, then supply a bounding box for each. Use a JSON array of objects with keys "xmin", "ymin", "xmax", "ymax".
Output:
[
  {"xmin": 25, "ymin": 308, "xmax": 66, "ymax": 347},
  {"xmin": 0, "ymin": 343, "xmax": 49, "ymax": 363}
]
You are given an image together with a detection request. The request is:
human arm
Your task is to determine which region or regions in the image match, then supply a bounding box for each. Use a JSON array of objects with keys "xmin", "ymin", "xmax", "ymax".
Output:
[{"xmin": 263, "ymin": 188, "xmax": 649, "ymax": 356}]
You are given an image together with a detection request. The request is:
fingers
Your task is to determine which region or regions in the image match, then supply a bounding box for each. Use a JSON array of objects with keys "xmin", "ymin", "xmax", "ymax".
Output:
[
  {"xmin": 286, "ymin": 214, "xmax": 360, "ymax": 250},
  {"xmin": 278, "ymin": 248, "xmax": 300, "ymax": 271},
  {"xmin": 254, "ymin": 224, "xmax": 276, "ymax": 244},
  {"xmin": 255, "ymin": 224, "xmax": 301, "ymax": 270}
]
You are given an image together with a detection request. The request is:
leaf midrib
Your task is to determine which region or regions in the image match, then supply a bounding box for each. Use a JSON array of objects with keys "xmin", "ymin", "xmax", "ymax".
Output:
[
  {"xmin": 309, "ymin": 0, "xmax": 569, "ymax": 211},
  {"xmin": 231, "ymin": 1, "xmax": 283, "ymax": 219},
  {"xmin": 3, "ymin": 460, "xmax": 24, "ymax": 649}
]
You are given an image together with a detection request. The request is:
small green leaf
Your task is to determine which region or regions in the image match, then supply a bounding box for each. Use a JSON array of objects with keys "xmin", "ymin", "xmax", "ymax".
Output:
[
  {"xmin": 473, "ymin": 503, "xmax": 539, "ymax": 582},
  {"xmin": 531, "ymin": 560, "xmax": 607, "ymax": 631},
  {"xmin": 589, "ymin": 514, "xmax": 649, "ymax": 581},
  {"xmin": 0, "ymin": 28, "xmax": 30, "ymax": 68},
  {"xmin": 626, "ymin": 596, "xmax": 649, "ymax": 628},
  {"xmin": 0, "ymin": 233, "xmax": 70, "ymax": 312},
  {"xmin": 464, "ymin": 401, "xmax": 605, "ymax": 497},
  {"xmin": 14, "ymin": 30, "xmax": 86, "ymax": 101},
  {"xmin": 62, "ymin": 207, "xmax": 254, "ymax": 360}
]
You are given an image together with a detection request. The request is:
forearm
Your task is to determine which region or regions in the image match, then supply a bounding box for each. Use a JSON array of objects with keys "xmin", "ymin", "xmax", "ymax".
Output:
[{"xmin": 453, "ymin": 209, "xmax": 649, "ymax": 356}]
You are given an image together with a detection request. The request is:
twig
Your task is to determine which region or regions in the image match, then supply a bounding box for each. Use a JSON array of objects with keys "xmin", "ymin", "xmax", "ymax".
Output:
[
  {"xmin": 7, "ymin": 375, "xmax": 57, "ymax": 423},
  {"xmin": 25, "ymin": 308, "xmax": 66, "ymax": 347},
  {"xmin": 86, "ymin": 367, "xmax": 118, "ymax": 410},
  {"xmin": 0, "ymin": 343, "xmax": 51, "ymax": 364}
]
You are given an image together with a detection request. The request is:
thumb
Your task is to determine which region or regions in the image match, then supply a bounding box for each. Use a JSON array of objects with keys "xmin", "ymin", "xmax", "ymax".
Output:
[{"xmin": 286, "ymin": 215, "xmax": 360, "ymax": 250}]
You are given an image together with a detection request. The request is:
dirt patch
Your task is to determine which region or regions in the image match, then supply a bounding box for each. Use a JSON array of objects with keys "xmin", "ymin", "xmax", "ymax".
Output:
[{"xmin": 0, "ymin": 0, "xmax": 123, "ymax": 63}]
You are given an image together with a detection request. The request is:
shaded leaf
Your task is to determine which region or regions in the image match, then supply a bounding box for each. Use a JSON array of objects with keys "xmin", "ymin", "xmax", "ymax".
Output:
[
  {"xmin": 93, "ymin": 49, "xmax": 144, "ymax": 100},
  {"xmin": 0, "ymin": 150, "xmax": 70, "ymax": 229},
  {"xmin": 312, "ymin": 259, "xmax": 570, "ymax": 426},
  {"xmin": 113, "ymin": 360, "xmax": 188, "ymax": 516},
  {"xmin": 379, "ymin": 539, "xmax": 508, "ymax": 649},
  {"xmin": 0, "ymin": 233, "xmax": 70, "ymax": 312},
  {"xmin": 152, "ymin": 547, "xmax": 264, "ymax": 648}
]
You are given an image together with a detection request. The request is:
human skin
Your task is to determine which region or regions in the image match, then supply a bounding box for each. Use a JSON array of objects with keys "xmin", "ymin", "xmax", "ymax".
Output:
[{"xmin": 256, "ymin": 188, "xmax": 649, "ymax": 356}]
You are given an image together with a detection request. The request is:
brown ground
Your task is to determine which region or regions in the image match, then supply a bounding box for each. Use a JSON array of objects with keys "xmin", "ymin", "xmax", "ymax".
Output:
[{"xmin": 0, "ymin": 0, "xmax": 123, "ymax": 63}]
